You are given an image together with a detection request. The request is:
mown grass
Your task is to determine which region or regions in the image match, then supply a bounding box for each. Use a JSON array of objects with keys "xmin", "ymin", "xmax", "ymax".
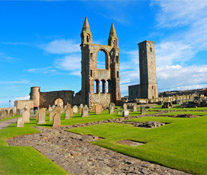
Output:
[
  {"xmin": 68, "ymin": 115, "xmax": 207, "ymax": 174},
  {"xmin": 148, "ymin": 105, "xmax": 207, "ymax": 111},
  {"xmin": 0, "ymin": 120, "xmax": 69, "ymax": 175},
  {"xmin": 161, "ymin": 111, "xmax": 207, "ymax": 116}
]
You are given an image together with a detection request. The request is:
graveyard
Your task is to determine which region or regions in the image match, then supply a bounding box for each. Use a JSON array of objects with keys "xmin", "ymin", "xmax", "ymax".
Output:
[
  {"xmin": 0, "ymin": 104, "xmax": 207, "ymax": 174},
  {"xmin": 0, "ymin": 1, "xmax": 207, "ymax": 175}
]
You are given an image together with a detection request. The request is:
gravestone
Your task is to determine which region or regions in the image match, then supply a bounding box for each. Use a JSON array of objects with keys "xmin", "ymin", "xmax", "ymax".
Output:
[
  {"xmin": 109, "ymin": 103, "xmax": 115, "ymax": 114},
  {"xmin": 140, "ymin": 106, "xmax": 146, "ymax": 114},
  {"xmin": 22, "ymin": 110, "xmax": 30, "ymax": 123},
  {"xmin": 92, "ymin": 105, "xmax": 96, "ymax": 112},
  {"xmin": 123, "ymin": 103, "xmax": 127, "ymax": 111},
  {"xmin": 95, "ymin": 104, "xmax": 102, "ymax": 114},
  {"xmin": 65, "ymin": 109, "xmax": 71, "ymax": 119},
  {"xmin": 123, "ymin": 110, "xmax": 129, "ymax": 117},
  {"xmin": 79, "ymin": 104, "xmax": 83, "ymax": 114},
  {"xmin": 52, "ymin": 107, "xmax": 61, "ymax": 128},
  {"xmin": 82, "ymin": 105, "xmax": 89, "ymax": 117},
  {"xmin": 133, "ymin": 103, "xmax": 137, "ymax": 112},
  {"xmin": 0, "ymin": 110, "xmax": 5, "ymax": 120},
  {"xmin": 38, "ymin": 110, "xmax": 45, "ymax": 124},
  {"xmin": 117, "ymin": 110, "xmax": 122, "ymax": 115},
  {"xmin": 48, "ymin": 105, "xmax": 52, "ymax": 112},
  {"xmin": 17, "ymin": 117, "xmax": 24, "ymax": 127},
  {"xmin": 73, "ymin": 105, "xmax": 79, "ymax": 113},
  {"xmin": 49, "ymin": 111, "xmax": 55, "ymax": 121}
]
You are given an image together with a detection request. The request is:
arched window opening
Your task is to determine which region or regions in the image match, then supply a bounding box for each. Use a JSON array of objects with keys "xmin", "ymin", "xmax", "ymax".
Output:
[
  {"xmin": 107, "ymin": 80, "xmax": 111, "ymax": 93},
  {"xmin": 117, "ymin": 71, "xmax": 119, "ymax": 78},
  {"xmin": 100, "ymin": 81, "xmax": 103, "ymax": 93},
  {"xmin": 87, "ymin": 34, "xmax": 90, "ymax": 42},
  {"xmin": 94, "ymin": 80, "xmax": 100, "ymax": 94},
  {"xmin": 90, "ymin": 70, "xmax": 93, "ymax": 77},
  {"xmin": 116, "ymin": 55, "xmax": 119, "ymax": 63},
  {"xmin": 97, "ymin": 50, "xmax": 106, "ymax": 69},
  {"xmin": 101, "ymin": 80, "xmax": 106, "ymax": 93}
]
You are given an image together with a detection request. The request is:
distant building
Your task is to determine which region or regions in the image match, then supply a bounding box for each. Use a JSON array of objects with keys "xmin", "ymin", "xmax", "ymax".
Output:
[{"xmin": 128, "ymin": 40, "xmax": 158, "ymax": 100}]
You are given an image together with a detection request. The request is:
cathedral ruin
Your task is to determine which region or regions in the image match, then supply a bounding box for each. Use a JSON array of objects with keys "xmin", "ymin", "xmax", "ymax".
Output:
[{"xmin": 30, "ymin": 17, "xmax": 121, "ymax": 108}]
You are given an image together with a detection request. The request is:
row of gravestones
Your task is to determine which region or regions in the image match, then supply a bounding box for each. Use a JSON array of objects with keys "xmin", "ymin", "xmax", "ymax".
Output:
[
  {"xmin": 122, "ymin": 103, "xmax": 146, "ymax": 117},
  {"xmin": 17, "ymin": 107, "xmax": 61, "ymax": 128}
]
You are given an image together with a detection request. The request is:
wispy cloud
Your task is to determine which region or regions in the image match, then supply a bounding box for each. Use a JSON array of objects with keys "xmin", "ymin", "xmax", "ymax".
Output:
[
  {"xmin": 0, "ymin": 52, "xmax": 18, "ymax": 61},
  {"xmin": 27, "ymin": 67, "xmax": 57, "ymax": 74},
  {"xmin": 40, "ymin": 39, "xmax": 80, "ymax": 54},
  {"xmin": 14, "ymin": 95, "xmax": 30, "ymax": 101},
  {"xmin": 54, "ymin": 54, "xmax": 81, "ymax": 76},
  {"xmin": 0, "ymin": 80, "xmax": 30, "ymax": 85}
]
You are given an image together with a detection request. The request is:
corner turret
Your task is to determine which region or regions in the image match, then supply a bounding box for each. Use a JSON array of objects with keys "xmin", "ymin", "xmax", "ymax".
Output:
[
  {"xmin": 81, "ymin": 17, "xmax": 92, "ymax": 44},
  {"xmin": 108, "ymin": 23, "xmax": 118, "ymax": 47}
]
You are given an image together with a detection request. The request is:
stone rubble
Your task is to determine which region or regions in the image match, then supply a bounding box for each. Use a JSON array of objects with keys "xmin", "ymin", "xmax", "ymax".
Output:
[{"xmin": 8, "ymin": 126, "xmax": 189, "ymax": 175}]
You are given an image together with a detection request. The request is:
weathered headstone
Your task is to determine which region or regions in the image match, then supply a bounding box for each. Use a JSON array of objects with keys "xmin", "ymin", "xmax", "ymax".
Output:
[
  {"xmin": 95, "ymin": 104, "xmax": 102, "ymax": 114},
  {"xmin": 133, "ymin": 103, "xmax": 137, "ymax": 112},
  {"xmin": 52, "ymin": 107, "xmax": 61, "ymax": 128},
  {"xmin": 140, "ymin": 106, "xmax": 146, "ymax": 114},
  {"xmin": 65, "ymin": 109, "xmax": 71, "ymax": 119},
  {"xmin": 38, "ymin": 109, "xmax": 46, "ymax": 124},
  {"xmin": 73, "ymin": 105, "xmax": 79, "ymax": 113},
  {"xmin": 22, "ymin": 110, "xmax": 30, "ymax": 123},
  {"xmin": 17, "ymin": 117, "xmax": 24, "ymax": 127},
  {"xmin": 109, "ymin": 103, "xmax": 115, "ymax": 114},
  {"xmin": 123, "ymin": 103, "xmax": 127, "ymax": 111},
  {"xmin": 49, "ymin": 111, "xmax": 55, "ymax": 121},
  {"xmin": 79, "ymin": 104, "xmax": 83, "ymax": 114},
  {"xmin": 82, "ymin": 105, "xmax": 89, "ymax": 117},
  {"xmin": 123, "ymin": 110, "xmax": 129, "ymax": 117}
]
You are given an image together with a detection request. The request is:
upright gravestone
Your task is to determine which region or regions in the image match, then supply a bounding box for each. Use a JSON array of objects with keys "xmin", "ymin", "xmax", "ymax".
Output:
[
  {"xmin": 49, "ymin": 110, "xmax": 55, "ymax": 121},
  {"xmin": 38, "ymin": 109, "xmax": 46, "ymax": 124},
  {"xmin": 65, "ymin": 108, "xmax": 71, "ymax": 119},
  {"xmin": 123, "ymin": 103, "xmax": 127, "ymax": 111},
  {"xmin": 133, "ymin": 103, "xmax": 137, "ymax": 112},
  {"xmin": 22, "ymin": 110, "xmax": 30, "ymax": 123},
  {"xmin": 79, "ymin": 104, "xmax": 83, "ymax": 115},
  {"xmin": 73, "ymin": 105, "xmax": 79, "ymax": 114},
  {"xmin": 0, "ymin": 110, "xmax": 5, "ymax": 120},
  {"xmin": 82, "ymin": 105, "xmax": 89, "ymax": 117},
  {"xmin": 140, "ymin": 106, "xmax": 146, "ymax": 114},
  {"xmin": 17, "ymin": 117, "xmax": 24, "ymax": 127},
  {"xmin": 95, "ymin": 104, "xmax": 102, "ymax": 114},
  {"xmin": 123, "ymin": 110, "xmax": 129, "ymax": 117},
  {"xmin": 109, "ymin": 103, "xmax": 115, "ymax": 114},
  {"xmin": 52, "ymin": 107, "xmax": 61, "ymax": 128}
]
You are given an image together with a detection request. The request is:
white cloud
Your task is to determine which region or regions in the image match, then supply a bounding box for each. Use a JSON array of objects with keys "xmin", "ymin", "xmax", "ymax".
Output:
[
  {"xmin": 0, "ymin": 80, "xmax": 30, "ymax": 85},
  {"xmin": 27, "ymin": 67, "xmax": 57, "ymax": 74},
  {"xmin": 54, "ymin": 54, "xmax": 81, "ymax": 76},
  {"xmin": 14, "ymin": 95, "xmax": 30, "ymax": 101},
  {"xmin": 40, "ymin": 39, "xmax": 80, "ymax": 54}
]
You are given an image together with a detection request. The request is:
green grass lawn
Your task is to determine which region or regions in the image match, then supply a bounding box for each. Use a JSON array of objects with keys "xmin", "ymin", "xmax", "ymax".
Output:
[
  {"xmin": 0, "ymin": 120, "xmax": 69, "ymax": 175},
  {"xmin": 148, "ymin": 106, "xmax": 207, "ymax": 111},
  {"xmin": 161, "ymin": 111, "xmax": 207, "ymax": 116},
  {"xmin": 68, "ymin": 116, "xmax": 207, "ymax": 175}
]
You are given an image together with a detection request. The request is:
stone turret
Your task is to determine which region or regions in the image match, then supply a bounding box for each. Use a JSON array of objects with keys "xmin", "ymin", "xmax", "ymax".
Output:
[
  {"xmin": 108, "ymin": 23, "xmax": 118, "ymax": 47},
  {"xmin": 81, "ymin": 17, "xmax": 92, "ymax": 44},
  {"xmin": 30, "ymin": 86, "xmax": 40, "ymax": 108}
]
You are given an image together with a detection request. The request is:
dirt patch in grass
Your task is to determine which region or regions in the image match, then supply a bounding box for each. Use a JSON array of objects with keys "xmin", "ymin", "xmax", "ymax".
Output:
[{"xmin": 118, "ymin": 140, "xmax": 144, "ymax": 146}]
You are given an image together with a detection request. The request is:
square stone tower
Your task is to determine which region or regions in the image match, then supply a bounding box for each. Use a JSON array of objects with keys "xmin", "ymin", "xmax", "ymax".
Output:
[
  {"xmin": 80, "ymin": 17, "xmax": 121, "ymax": 107},
  {"xmin": 139, "ymin": 40, "xmax": 158, "ymax": 99}
]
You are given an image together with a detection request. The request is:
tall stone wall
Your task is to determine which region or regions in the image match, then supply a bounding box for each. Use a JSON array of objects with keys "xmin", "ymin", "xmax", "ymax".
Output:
[{"xmin": 81, "ymin": 18, "xmax": 121, "ymax": 107}]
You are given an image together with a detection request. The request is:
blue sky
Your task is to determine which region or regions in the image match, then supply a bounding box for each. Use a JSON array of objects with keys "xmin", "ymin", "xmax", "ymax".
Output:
[{"xmin": 0, "ymin": 0, "xmax": 207, "ymax": 107}]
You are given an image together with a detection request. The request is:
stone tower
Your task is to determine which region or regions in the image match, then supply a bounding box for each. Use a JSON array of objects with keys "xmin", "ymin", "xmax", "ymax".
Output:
[
  {"xmin": 30, "ymin": 86, "xmax": 40, "ymax": 108},
  {"xmin": 139, "ymin": 40, "xmax": 158, "ymax": 99},
  {"xmin": 81, "ymin": 17, "xmax": 121, "ymax": 107}
]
